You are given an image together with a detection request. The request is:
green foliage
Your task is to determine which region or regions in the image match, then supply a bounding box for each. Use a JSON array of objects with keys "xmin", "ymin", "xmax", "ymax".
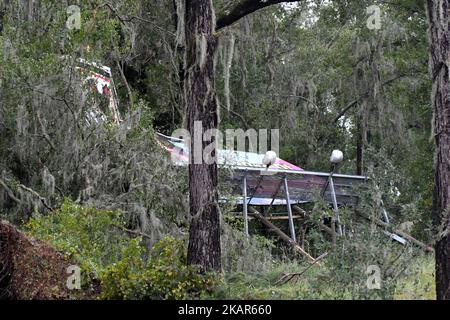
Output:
[
  {"xmin": 100, "ymin": 236, "xmax": 216, "ymax": 300},
  {"xmin": 26, "ymin": 199, "xmax": 129, "ymax": 279},
  {"xmin": 26, "ymin": 199, "xmax": 215, "ymax": 299},
  {"xmin": 0, "ymin": 0, "xmax": 439, "ymax": 301}
]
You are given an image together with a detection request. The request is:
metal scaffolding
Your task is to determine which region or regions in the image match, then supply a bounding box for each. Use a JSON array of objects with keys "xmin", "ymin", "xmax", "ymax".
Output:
[{"xmin": 239, "ymin": 168, "xmax": 361, "ymax": 241}]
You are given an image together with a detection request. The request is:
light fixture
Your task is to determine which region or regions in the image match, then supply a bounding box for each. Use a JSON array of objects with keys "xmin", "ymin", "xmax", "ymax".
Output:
[
  {"xmin": 262, "ymin": 151, "xmax": 277, "ymax": 168},
  {"xmin": 330, "ymin": 149, "xmax": 344, "ymax": 164}
]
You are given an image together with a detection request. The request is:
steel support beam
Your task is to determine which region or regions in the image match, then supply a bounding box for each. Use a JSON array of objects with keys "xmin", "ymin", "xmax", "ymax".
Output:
[
  {"xmin": 328, "ymin": 174, "xmax": 343, "ymax": 236},
  {"xmin": 243, "ymin": 175, "xmax": 249, "ymax": 236},
  {"xmin": 283, "ymin": 177, "xmax": 296, "ymax": 242}
]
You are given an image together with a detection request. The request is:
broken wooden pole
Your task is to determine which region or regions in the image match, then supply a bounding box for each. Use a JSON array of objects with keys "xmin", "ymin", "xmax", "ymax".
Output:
[
  {"xmin": 248, "ymin": 207, "xmax": 316, "ymax": 262},
  {"xmin": 356, "ymin": 211, "xmax": 434, "ymax": 253},
  {"xmin": 292, "ymin": 205, "xmax": 337, "ymax": 238},
  {"xmin": 274, "ymin": 252, "xmax": 328, "ymax": 285}
]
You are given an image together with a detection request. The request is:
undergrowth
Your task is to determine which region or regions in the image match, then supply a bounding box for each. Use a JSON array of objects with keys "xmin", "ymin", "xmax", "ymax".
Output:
[
  {"xmin": 24, "ymin": 199, "xmax": 436, "ymax": 300},
  {"xmin": 26, "ymin": 199, "xmax": 215, "ymax": 299},
  {"xmin": 207, "ymin": 254, "xmax": 435, "ymax": 300}
]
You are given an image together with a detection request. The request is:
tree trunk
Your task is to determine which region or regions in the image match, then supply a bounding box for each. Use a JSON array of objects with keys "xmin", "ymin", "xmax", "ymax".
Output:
[
  {"xmin": 185, "ymin": 0, "xmax": 221, "ymax": 272},
  {"xmin": 426, "ymin": 0, "xmax": 450, "ymax": 300},
  {"xmin": 356, "ymin": 113, "xmax": 364, "ymax": 175}
]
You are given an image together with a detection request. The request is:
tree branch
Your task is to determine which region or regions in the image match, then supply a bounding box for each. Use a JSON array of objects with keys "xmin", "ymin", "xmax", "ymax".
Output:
[
  {"xmin": 218, "ymin": 101, "xmax": 250, "ymax": 129},
  {"xmin": 114, "ymin": 224, "xmax": 154, "ymax": 241},
  {"xmin": 0, "ymin": 178, "xmax": 53, "ymax": 212},
  {"xmin": 333, "ymin": 98, "xmax": 361, "ymax": 123},
  {"xmin": 216, "ymin": 0, "xmax": 303, "ymax": 30},
  {"xmin": 36, "ymin": 111, "xmax": 56, "ymax": 151},
  {"xmin": 0, "ymin": 179, "xmax": 21, "ymax": 204},
  {"xmin": 17, "ymin": 184, "xmax": 54, "ymax": 212},
  {"xmin": 116, "ymin": 59, "xmax": 134, "ymax": 110},
  {"xmin": 333, "ymin": 73, "xmax": 419, "ymax": 123}
]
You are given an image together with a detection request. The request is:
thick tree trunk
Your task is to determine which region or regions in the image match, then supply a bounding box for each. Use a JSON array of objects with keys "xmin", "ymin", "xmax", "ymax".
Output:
[
  {"xmin": 426, "ymin": 0, "xmax": 450, "ymax": 300},
  {"xmin": 185, "ymin": 0, "xmax": 221, "ymax": 271}
]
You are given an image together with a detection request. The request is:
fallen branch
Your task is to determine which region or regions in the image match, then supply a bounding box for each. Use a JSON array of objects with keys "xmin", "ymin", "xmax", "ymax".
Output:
[
  {"xmin": 114, "ymin": 225, "xmax": 154, "ymax": 241},
  {"xmin": 248, "ymin": 206, "xmax": 317, "ymax": 262},
  {"xmin": 274, "ymin": 252, "xmax": 328, "ymax": 285},
  {"xmin": 356, "ymin": 211, "xmax": 434, "ymax": 253},
  {"xmin": 1, "ymin": 178, "xmax": 54, "ymax": 212},
  {"xmin": 0, "ymin": 179, "xmax": 21, "ymax": 204},
  {"xmin": 17, "ymin": 184, "xmax": 53, "ymax": 212},
  {"xmin": 292, "ymin": 205, "xmax": 336, "ymax": 238}
]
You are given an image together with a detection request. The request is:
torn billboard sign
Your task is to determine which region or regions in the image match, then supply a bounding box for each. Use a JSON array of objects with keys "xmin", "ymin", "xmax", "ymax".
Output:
[
  {"xmin": 156, "ymin": 132, "xmax": 367, "ymax": 206},
  {"xmin": 75, "ymin": 58, "xmax": 121, "ymax": 125}
]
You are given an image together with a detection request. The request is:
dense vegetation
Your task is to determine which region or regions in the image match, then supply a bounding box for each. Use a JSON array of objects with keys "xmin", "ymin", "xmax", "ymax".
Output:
[{"xmin": 0, "ymin": 0, "xmax": 442, "ymax": 299}]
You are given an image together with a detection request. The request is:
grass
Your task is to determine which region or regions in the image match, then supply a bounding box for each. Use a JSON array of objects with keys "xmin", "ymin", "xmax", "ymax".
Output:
[
  {"xmin": 207, "ymin": 254, "xmax": 436, "ymax": 300},
  {"xmin": 208, "ymin": 263, "xmax": 313, "ymax": 300},
  {"xmin": 394, "ymin": 255, "xmax": 435, "ymax": 300}
]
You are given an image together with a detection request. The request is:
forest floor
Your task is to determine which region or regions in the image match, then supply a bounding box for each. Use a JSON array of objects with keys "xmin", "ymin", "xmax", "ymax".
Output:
[
  {"xmin": 1, "ymin": 219, "xmax": 435, "ymax": 300},
  {"xmin": 0, "ymin": 221, "xmax": 96, "ymax": 299}
]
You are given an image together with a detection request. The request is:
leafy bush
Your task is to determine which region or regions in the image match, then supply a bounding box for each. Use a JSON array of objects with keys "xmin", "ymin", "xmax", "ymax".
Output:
[
  {"xmin": 26, "ymin": 199, "xmax": 215, "ymax": 299},
  {"xmin": 26, "ymin": 198, "xmax": 128, "ymax": 279},
  {"xmin": 100, "ymin": 236, "xmax": 215, "ymax": 300}
]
